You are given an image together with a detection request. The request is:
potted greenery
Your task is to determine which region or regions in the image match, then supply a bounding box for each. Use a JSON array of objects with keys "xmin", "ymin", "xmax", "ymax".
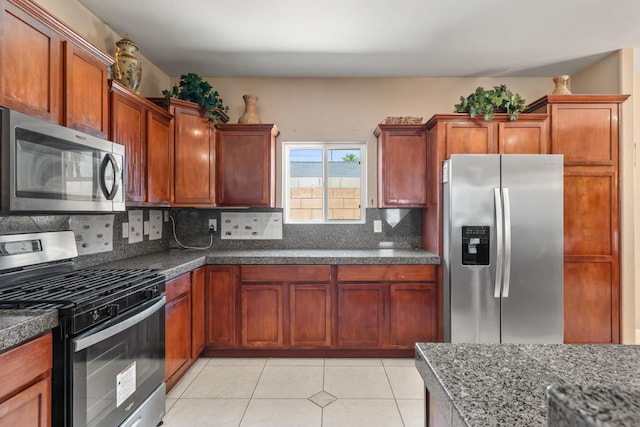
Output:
[
  {"xmin": 453, "ymin": 84, "xmax": 525, "ymax": 122},
  {"xmin": 162, "ymin": 73, "xmax": 229, "ymax": 122}
]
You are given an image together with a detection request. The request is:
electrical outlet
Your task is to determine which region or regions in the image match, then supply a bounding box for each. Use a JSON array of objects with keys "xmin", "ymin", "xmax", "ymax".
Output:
[
  {"xmin": 164, "ymin": 211, "xmax": 169, "ymax": 222},
  {"xmin": 208, "ymin": 218, "xmax": 217, "ymax": 232},
  {"xmin": 373, "ymin": 220, "xmax": 382, "ymax": 233}
]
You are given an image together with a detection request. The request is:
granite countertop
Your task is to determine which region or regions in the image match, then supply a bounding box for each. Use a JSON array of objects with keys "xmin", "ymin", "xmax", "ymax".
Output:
[
  {"xmin": 0, "ymin": 310, "xmax": 58, "ymax": 353},
  {"xmin": 415, "ymin": 343, "xmax": 640, "ymax": 426},
  {"xmin": 90, "ymin": 248, "xmax": 440, "ymax": 280}
]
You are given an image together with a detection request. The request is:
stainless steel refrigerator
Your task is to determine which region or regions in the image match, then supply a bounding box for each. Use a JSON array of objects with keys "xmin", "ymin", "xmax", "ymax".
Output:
[{"xmin": 442, "ymin": 154, "xmax": 563, "ymax": 344}]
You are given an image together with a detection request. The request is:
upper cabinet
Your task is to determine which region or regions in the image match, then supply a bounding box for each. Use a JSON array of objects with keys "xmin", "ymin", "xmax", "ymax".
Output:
[
  {"xmin": 110, "ymin": 81, "xmax": 172, "ymax": 206},
  {"xmin": 0, "ymin": 0, "xmax": 112, "ymax": 137},
  {"xmin": 375, "ymin": 124, "xmax": 428, "ymax": 207},
  {"xmin": 216, "ymin": 124, "xmax": 278, "ymax": 207}
]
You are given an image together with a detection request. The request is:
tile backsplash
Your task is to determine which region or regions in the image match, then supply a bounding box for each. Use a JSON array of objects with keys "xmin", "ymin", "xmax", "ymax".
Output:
[{"xmin": 0, "ymin": 207, "xmax": 422, "ymax": 268}]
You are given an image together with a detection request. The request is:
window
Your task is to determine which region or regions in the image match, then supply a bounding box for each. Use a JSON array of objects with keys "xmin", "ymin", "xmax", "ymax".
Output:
[{"xmin": 283, "ymin": 142, "xmax": 366, "ymax": 224}]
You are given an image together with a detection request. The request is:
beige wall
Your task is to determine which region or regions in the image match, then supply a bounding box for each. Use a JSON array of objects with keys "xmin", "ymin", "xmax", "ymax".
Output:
[
  {"xmin": 573, "ymin": 49, "xmax": 636, "ymax": 344},
  {"xmin": 636, "ymin": 76, "xmax": 640, "ymax": 344},
  {"xmin": 33, "ymin": 0, "xmax": 171, "ymax": 96}
]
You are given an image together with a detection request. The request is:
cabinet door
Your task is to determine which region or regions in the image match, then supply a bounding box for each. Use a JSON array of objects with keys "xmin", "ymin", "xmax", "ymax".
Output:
[
  {"xmin": 173, "ymin": 106, "xmax": 215, "ymax": 205},
  {"xmin": 111, "ymin": 89, "xmax": 146, "ymax": 203},
  {"xmin": 0, "ymin": 377, "xmax": 50, "ymax": 427},
  {"xmin": 63, "ymin": 41, "xmax": 109, "ymax": 137},
  {"xmin": 0, "ymin": 1, "xmax": 61, "ymax": 122},
  {"xmin": 337, "ymin": 284, "xmax": 385, "ymax": 347},
  {"xmin": 190, "ymin": 267, "xmax": 205, "ymax": 359},
  {"xmin": 241, "ymin": 284, "xmax": 284, "ymax": 347},
  {"xmin": 377, "ymin": 126, "xmax": 427, "ymax": 207},
  {"xmin": 389, "ymin": 284, "xmax": 437, "ymax": 347},
  {"xmin": 146, "ymin": 109, "xmax": 171, "ymax": 205},
  {"xmin": 217, "ymin": 125, "xmax": 275, "ymax": 207},
  {"xmin": 497, "ymin": 120, "xmax": 548, "ymax": 154},
  {"xmin": 165, "ymin": 274, "xmax": 191, "ymax": 383},
  {"xmin": 205, "ymin": 266, "xmax": 237, "ymax": 348},
  {"xmin": 290, "ymin": 284, "xmax": 332, "ymax": 347},
  {"xmin": 445, "ymin": 121, "xmax": 494, "ymax": 156}
]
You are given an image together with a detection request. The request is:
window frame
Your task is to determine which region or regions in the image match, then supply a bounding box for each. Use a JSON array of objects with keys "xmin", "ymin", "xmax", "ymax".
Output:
[{"xmin": 283, "ymin": 141, "xmax": 367, "ymax": 224}]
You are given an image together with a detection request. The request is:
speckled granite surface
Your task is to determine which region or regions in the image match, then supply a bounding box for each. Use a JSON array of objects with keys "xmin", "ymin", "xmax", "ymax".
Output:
[
  {"xmin": 90, "ymin": 248, "xmax": 440, "ymax": 280},
  {"xmin": 0, "ymin": 310, "xmax": 58, "ymax": 352},
  {"xmin": 415, "ymin": 343, "xmax": 640, "ymax": 427},
  {"xmin": 547, "ymin": 385, "xmax": 640, "ymax": 426}
]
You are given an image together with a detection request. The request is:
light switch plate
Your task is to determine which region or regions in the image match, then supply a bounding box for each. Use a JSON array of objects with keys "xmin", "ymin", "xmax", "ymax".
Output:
[{"xmin": 122, "ymin": 222, "xmax": 129, "ymax": 238}]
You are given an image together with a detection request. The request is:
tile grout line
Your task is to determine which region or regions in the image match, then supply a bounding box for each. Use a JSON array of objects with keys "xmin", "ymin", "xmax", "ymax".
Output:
[
  {"xmin": 236, "ymin": 358, "xmax": 268, "ymax": 427},
  {"xmin": 383, "ymin": 361, "xmax": 408, "ymax": 427}
]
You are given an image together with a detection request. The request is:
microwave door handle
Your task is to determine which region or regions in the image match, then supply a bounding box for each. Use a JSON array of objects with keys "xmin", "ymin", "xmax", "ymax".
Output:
[{"xmin": 99, "ymin": 153, "xmax": 120, "ymax": 200}]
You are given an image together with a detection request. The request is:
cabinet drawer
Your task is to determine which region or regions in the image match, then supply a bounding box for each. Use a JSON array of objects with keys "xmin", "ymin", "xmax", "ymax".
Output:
[
  {"xmin": 337, "ymin": 265, "xmax": 436, "ymax": 282},
  {"xmin": 166, "ymin": 273, "xmax": 191, "ymax": 302},
  {"xmin": 241, "ymin": 265, "xmax": 332, "ymax": 282},
  {"xmin": 0, "ymin": 333, "xmax": 52, "ymax": 402}
]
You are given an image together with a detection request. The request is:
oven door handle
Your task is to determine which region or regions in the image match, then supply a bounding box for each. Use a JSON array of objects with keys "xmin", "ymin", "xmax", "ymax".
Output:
[{"xmin": 74, "ymin": 296, "xmax": 165, "ymax": 352}]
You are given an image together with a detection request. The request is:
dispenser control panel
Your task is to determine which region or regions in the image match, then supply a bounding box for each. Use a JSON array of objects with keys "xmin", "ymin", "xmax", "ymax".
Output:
[{"xmin": 461, "ymin": 226, "xmax": 490, "ymax": 265}]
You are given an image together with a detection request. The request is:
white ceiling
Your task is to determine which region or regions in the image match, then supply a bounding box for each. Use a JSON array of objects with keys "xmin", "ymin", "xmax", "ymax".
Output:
[{"xmin": 78, "ymin": 0, "xmax": 640, "ymax": 78}]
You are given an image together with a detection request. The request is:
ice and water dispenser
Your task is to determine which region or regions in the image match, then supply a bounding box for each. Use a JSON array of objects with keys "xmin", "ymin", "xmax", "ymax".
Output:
[{"xmin": 461, "ymin": 226, "xmax": 490, "ymax": 265}]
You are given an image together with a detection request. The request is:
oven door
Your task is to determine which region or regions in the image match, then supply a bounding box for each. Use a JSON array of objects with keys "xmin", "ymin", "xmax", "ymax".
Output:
[{"xmin": 71, "ymin": 296, "xmax": 165, "ymax": 427}]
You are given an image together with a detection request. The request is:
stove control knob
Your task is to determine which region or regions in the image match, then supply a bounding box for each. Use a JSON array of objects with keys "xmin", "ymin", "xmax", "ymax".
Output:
[{"xmin": 92, "ymin": 310, "xmax": 99, "ymax": 321}]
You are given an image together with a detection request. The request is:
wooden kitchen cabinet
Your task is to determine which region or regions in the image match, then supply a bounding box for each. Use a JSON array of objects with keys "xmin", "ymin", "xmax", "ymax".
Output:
[
  {"xmin": 241, "ymin": 284, "xmax": 284, "ymax": 348},
  {"xmin": 62, "ymin": 40, "xmax": 109, "ymax": 137},
  {"xmin": 111, "ymin": 81, "xmax": 172, "ymax": 205},
  {"xmin": 0, "ymin": 333, "xmax": 51, "ymax": 427},
  {"xmin": 526, "ymin": 95, "xmax": 628, "ymax": 344},
  {"xmin": 150, "ymin": 98, "xmax": 217, "ymax": 206},
  {"xmin": 191, "ymin": 267, "xmax": 206, "ymax": 359},
  {"xmin": 240, "ymin": 265, "xmax": 332, "ymax": 349},
  {"xmin": 205, "ymin": 266, "xmax": 238, "ymax": 348},
  {"xmin": 216, "ymin": 124, "xmax": 278, "ymax": 207},
  {"xmin": 375, "ymin": 124, "xmax": 428, "ymax": 207},
  {"xmin": 337, "ymin": 265, "xmax": 438, "ymax": 349},
  {"xmin": 0, "ymin": 0, "xmax": 111, "ymax": 136},
  {"xmin": 165, "ymin": 273, "xmax": 192, "ymax": 390}
]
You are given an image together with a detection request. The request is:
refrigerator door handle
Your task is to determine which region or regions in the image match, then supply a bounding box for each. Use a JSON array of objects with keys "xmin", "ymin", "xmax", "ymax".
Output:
[
  {"xmin": 493, "ymin": 188, "xmax": 504, "ymax": 298},
  {"xmin": 502, "ymin": 187, "xmax": 512, "ymax": 298}
]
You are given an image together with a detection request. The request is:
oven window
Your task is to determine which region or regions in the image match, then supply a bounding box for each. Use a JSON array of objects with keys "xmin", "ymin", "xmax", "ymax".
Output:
[{"xmin": 73, "ymin": 301, "xmax": 165, "ymax": 427}]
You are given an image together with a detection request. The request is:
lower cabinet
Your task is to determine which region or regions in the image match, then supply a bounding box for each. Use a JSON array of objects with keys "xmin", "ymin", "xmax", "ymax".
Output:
[
  {"xmin": 0, "ymin": 333, "xmax": 52, "ymax": 427},
  {"xmin": 203, "ymin": 264, "xmax": 438, "ymax": 355},
  {"xmin": 165, "ymin": 267, "xmax": 206, "ymax": 391}
]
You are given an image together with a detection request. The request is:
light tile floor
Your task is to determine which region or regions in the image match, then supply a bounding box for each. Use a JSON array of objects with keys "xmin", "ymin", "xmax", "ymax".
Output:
[{"xmin": 163, "ymin": 358, "xmax": 425, "ymax": 427}]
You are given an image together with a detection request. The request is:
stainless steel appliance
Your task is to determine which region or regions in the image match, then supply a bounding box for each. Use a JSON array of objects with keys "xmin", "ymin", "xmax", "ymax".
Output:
[
  {"xmin": 442, "ymin": 154, "xmax": 563, "ymax": 344},
  {"xmin": 0, "ymin": 108, "xmax": 125, "ymax": 212},
  {"xmin": 0, "ymin": 231, "xmax": 165, "ymax": 427}
]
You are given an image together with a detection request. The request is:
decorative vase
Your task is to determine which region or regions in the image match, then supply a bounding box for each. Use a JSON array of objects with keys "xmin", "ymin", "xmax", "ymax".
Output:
[
  {"xmin": 551, "ymin": 75, "xmax": 571, "ymax": 95},
  {"xmin": 113, "ymin": 34, "xmax": 142, "ymax": 93},
  {"xmin": 238, "ymin": 94, "xmax": 261, "ymax": 124}
]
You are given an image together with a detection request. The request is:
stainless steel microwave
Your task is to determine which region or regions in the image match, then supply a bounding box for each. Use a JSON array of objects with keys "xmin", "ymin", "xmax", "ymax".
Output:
[{"xmin": 0, "ymin": 108, "xmax": 125, "ymax": 212}]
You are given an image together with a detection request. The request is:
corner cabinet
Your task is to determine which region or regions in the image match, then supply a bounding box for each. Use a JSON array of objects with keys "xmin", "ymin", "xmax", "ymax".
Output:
[
  {"xmin": 150, "ymin": 98, "xmax": 219, "ymax": 207},
  {"xmin": 165, "ymin": 267, "xmax": 206, "ymax": 392},
  {"xmin": 216, "ymin": 124, "xmax": 278, "ymax": 207},
  {"xmin": 375, "ymin": 124, "xmax": 428, "ymax": 207},
  {"xmin": 526, "ymin": 95, "xmax": 629, "ymax": 344},
  {"xmin": 110, "ymin": 81, "xmax": 172, "ymax": 206},
  {"xmin": 0, "ymin": 0, "xmax": 111, "ymax": 137},
  {"xmin": 0, "ymin": 333, "xmax": 52, "ymax": 427}
]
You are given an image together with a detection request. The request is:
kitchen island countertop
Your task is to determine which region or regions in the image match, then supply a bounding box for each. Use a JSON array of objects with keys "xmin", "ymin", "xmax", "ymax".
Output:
[
  {"xmin": 0, "ymin": 310, "xmax": 58, "ymax": 353},
  {"xmin": 90, "ymin": 248, "xmax": 440, "ymax": 280},
  {"xmin": 415, "ymin": 342, "xmax": 640, "ymax": 426}
]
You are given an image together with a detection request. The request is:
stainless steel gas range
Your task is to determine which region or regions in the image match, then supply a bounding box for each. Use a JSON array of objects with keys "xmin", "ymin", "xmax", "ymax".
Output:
[{"xmin": 0, "ymin": 231, "xmax": 166, "ymax": 427}]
